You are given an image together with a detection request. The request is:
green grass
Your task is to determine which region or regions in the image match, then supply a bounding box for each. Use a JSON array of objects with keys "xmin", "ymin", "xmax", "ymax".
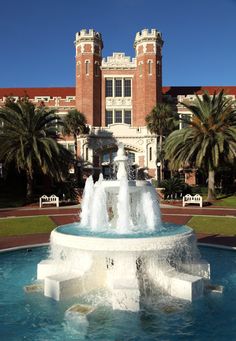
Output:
[
  {"xmin": 0, "ymin": 216, "xmax": 56, "ymax": 237},
  {"xmin": 188, "ymin": 216, "xmax": 236, "ymax": 236},
  {"xmin": 213, "ymin": 195, "xmax": 236, "ymax": 208}
]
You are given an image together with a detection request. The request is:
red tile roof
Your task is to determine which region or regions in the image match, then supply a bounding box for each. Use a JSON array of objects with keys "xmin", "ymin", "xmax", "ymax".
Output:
[
  {"xmin": 0, "ymin": 86, "xmax": 235, "ymax": 100},
  {"xmin": 0, "ymin": 87, "xmax": 75, "ymax": 99},
  {"xmin": 163, "ymin": 86, "xmax": 236, "ymax": 96}
]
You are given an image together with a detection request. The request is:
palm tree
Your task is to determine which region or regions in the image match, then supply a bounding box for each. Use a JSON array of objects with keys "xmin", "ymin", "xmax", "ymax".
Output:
[
  {"xmin": 164, "ymin": 90, "xmax": 236, "ymax": 201},
  {"xmin": 0, "ymin": 97, "xmax": 73, "ymax": 200},
  {"xmin": 145, "ymin": 101, "xmax": 178, "ymax": 182},
  {"xmin": 62, "ymin": 109, "xmax": 88, "ymax": 183}
]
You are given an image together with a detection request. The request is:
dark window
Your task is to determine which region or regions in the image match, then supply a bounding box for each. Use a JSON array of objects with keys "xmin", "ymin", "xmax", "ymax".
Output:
[
  {"xmin": 149, "ymin": 147, "xmax": 152, "ymax": 161},
  {"xmin": 124, "ymin": 111, "xmax": 131, "ymax": 124},
  {"xmin": 115, "ymin": 110, "xmax": 122, "ymax": 123},
  {"xmin": 128, "ymin": 152, "xmax": 135, "ymax": 164},
  {"xmin": 105, "ymin": 79, "xmax": 113, "ymax": 97},
  {"xmin": 105, "ymin": 111, "xmax": 113, "ymax": 126},
  {"xmin": 102, "ymin": 152, "xmax": 110, "ymax": 163},
  {"xmin": 85, "ymin": 61, "xmax": 89, "ymax": 75},
  {"xmin": 148, "ymin": 61, "xmax": 152, "ymax": 75},
  {"xmin": 124, "ymin": 79, "xmax": 131, "ymax": 97},
  {"xmin": 115, "ymin": 79, "xmax": 122, "ymax": 97}
]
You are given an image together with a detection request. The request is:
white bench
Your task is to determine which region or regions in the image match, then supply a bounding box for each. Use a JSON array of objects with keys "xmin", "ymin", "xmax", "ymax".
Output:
[
  {"xmin": 39, "ymin": 195, "xmax": 59, "ymax": 208},
  {"xmin": 183, "ymin": 194, "xmax": 203, "ymax": 208}
]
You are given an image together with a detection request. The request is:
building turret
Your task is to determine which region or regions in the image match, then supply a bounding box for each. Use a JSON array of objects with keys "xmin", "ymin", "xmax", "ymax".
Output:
[
  {"xmin": 75, "ymin": 29, "xmax": 103, "ymax": 126},
  {"xmin": 133, "ymin": 29, "xmax": 164, "ymax": 126}
]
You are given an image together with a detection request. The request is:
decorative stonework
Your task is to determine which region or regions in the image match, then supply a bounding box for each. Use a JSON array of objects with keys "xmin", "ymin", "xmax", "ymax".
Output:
[
  {"xmin": 106, "ymin": 97, "xmax": 132, "ymax": 108},
  {"xmin": 102, "ymin": 53, "xmax": 136, "ymax": 69}
]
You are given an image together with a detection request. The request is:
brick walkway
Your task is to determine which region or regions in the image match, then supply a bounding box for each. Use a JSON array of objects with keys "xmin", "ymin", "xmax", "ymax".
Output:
[{"xmin": 0, "ymin": 204, "xmax": 236, "ymax": 250}]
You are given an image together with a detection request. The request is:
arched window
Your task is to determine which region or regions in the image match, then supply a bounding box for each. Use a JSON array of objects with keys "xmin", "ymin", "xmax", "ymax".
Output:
[
  {"xmin": 149, "ymin": 147, "xmax": 152, "ymax": 161},
  {"xmin": 85, "ymin": 60, "xmax": 89, "ymax": 75},
  {"xmin": 148, "ymin": 60, "xmax": 152, "ymax": 75}
]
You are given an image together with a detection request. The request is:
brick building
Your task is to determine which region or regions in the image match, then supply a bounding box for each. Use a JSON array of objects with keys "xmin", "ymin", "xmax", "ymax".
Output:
[{"xmin": 0, "ymin": 28, "xmax": 236, "ymax": 182}]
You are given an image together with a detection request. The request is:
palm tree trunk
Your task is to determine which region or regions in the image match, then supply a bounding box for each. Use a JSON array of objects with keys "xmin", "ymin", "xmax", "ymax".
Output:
[
  {"xmin": 26, "ymin": 170, "xmax": 33, "ymax": 201},
  {"xmin": 207, "ymin": 169, "xmax": 216, "ymax": 202}
]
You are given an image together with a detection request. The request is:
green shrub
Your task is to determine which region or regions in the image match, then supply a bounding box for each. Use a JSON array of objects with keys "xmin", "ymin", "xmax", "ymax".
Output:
[{"xmin": 160, "ymin": 177, "xmax": 192, "ymax": 200}]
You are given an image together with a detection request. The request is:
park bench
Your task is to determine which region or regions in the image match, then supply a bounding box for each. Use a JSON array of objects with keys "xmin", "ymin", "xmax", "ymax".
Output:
[
  {"xmin": 39, "ymin": 194, "xmax": 59, "ymax": 208},
  {"xmin": 182, "ymin": 194, "xmax": 203, "ymax": 208}
]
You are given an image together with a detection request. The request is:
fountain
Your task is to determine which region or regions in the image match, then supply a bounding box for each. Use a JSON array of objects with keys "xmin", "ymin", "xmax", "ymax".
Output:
[{"xmin": 37, "ymin": 143, "xmax": 210, "ymax": 312}]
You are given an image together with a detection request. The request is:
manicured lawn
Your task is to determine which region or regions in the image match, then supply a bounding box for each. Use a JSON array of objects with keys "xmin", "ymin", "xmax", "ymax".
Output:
[
  {"xmin": 188, "ymin": 216, "xmax": 236, "ymax": 236},
  {"xmin": 0, "ymin": 216, "xmax": 56, "ymax": 237},
  {"xmin": 213, "ymin": 195, "xmax": 236, "ymax": 208}
]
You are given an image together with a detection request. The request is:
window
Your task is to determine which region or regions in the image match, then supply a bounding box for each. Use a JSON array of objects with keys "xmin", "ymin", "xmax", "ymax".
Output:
[
  {"xmin": 115, "ymin": 110, "xmax": 122, "ymax": 123},
  {"xmin": 148, "ymin": 60, "xmax": 152, "ymax": 75},
  {"xmin": 105, "ymin": 79, "xmax": 113, "ymax": 97},
  {"xmin": 85, "ymin": 60, "xmax": 89, "ymax": 75},
  {"xmin": 149, "ymin": 147, "xmax": 152, "ymax": 161},
  {"xmin": 128, "ymin": 152, "xmax": 135, "ymax": 164},
  {"xmin": 124, "ymin": 79, "xmax": 131, "ymax": 97},
  {"xmin": 102, "ymin": 152, "xmax": 110, "ymax": 163},
  {"xmin": 115, "ymin": 79, "xmax": 122, "ymax": 97},
  {"xmin": 157, "ymin": 61, "xmax": 160, "ymax": 76},
  {"xmin": 105, "ymin": 110, "xmax": 113, "ymax": 126},
  {"xmin": 124, "ymin": 111, "xmax": 131, "ymax": 124},
  {"xmin": 85, "ymin": 147, "xmax": 89, "ymax": 161}
]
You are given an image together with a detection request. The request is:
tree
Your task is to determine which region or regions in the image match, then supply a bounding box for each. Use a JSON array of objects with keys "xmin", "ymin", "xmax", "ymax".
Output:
[
  {"xmin": 62, "ymin": 109, "xmax": 88, "ymax": 184},
  {"xmin": 164, "ymin": 90, "xmax": 236, "ymax": 201},
  {"xmin": 145, "ymin": 101, "xmax": 178, "ymax": 182},
  {"xmin": 0, "ymin": 97, "xmax": 73, "ymax": 200}
]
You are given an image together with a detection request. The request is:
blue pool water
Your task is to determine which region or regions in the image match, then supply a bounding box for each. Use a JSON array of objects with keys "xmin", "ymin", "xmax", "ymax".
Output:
[
  {"xmin": 0, "ymin": 246, "xmax": 236, "ymax": 340},
  {"xmin": 56, "ymin": 222, "xmax": 191, "ymax": 238}
]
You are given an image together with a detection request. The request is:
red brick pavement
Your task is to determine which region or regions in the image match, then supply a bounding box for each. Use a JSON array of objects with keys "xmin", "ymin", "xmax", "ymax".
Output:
[{"xmin": 0, "ymin": 205, "xmax": 236, "ymax": 250}]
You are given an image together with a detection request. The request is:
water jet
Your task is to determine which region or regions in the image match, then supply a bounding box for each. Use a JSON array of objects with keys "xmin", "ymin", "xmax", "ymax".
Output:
[{"xmin": 37, "ymin": 143, "xmax": 210, "ymax": 311}]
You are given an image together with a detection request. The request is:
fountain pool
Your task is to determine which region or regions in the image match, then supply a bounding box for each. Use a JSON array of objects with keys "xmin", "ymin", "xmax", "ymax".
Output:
[
  {"xmin": 37, "ymin": 143, "xmax": 210, "ymax": 311},
  {"xmin": 0, "ymin": 246, "xmax": 235, "ymax": 341}
]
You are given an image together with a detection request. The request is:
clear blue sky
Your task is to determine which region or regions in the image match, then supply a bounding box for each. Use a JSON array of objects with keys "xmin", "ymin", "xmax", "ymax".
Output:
[{"xmin": 0, "ymin": 0, "xmax": 235, "ymax": 88}]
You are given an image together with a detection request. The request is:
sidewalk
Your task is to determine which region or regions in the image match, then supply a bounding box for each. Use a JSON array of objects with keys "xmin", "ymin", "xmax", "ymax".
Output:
[{"xmin": 0, "ymin": 204, "xmax": 236, "ymax": 250}]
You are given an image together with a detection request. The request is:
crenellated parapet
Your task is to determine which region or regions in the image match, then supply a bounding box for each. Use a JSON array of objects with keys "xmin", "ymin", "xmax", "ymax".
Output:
[
  {"xmin": 75, "ymin": 29, "xmax": 103, "ymax": 56},
  {"xmin": 134, "ymin": 28, "xmax": 163, "ymax": 55}
]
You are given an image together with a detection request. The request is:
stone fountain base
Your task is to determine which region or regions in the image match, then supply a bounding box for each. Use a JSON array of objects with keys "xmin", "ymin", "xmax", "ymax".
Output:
[{"xmin": 37, "ymin": 226, "xmax": 210, "ymax": 311}]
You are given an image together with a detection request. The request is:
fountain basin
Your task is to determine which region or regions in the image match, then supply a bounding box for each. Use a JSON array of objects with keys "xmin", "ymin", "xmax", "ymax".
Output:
[{"xmin": 51, "ymin": 223, "xmax": 193, "ymax": 252}]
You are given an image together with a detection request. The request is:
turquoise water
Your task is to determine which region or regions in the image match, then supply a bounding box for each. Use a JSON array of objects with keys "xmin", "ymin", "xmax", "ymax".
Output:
[
  {"xmin": 0, "ymin": 246, "xmax": 236, "ymax": 340},
  {"xmin": 56, "ymin": 222, "xmax": 191, "ymax": 239}
]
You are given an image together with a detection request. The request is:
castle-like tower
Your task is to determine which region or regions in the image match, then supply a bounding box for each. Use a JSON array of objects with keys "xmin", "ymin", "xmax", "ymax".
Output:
[
  {"xmin": 75, "ymin": 28, "xmax": 163, "ymax": 128},
  {"xmin": 75, "ymin": 29, "xmax": 103, "ymax": 126},
  {"xmin": 133, "ymin": 29, "xmax": 163, "ymax": 126}
]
